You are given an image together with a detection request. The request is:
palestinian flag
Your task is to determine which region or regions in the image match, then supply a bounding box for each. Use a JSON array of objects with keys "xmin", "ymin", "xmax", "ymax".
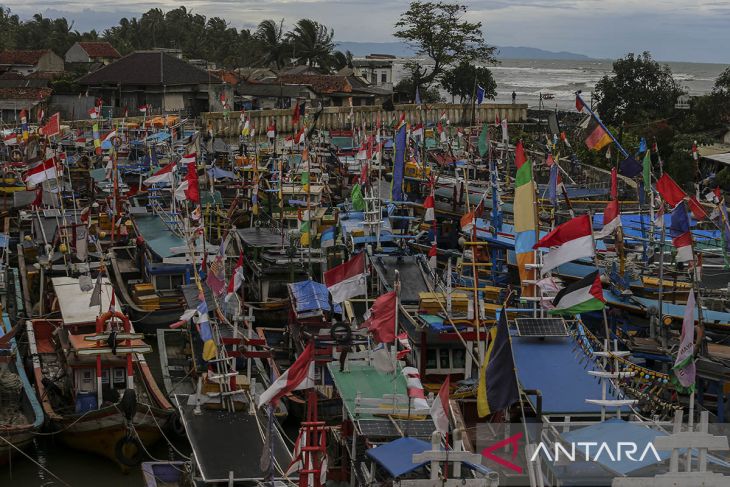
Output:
[
  {"xmin": 584, "ymin": 119, "xmax": 612, "ymax": 151},
  {"xmin": 550, "ymin": 270, "xmax": 605, "ymax": 315}
]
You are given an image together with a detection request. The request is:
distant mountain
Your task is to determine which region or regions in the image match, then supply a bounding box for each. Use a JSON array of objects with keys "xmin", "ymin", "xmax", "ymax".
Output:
[{"xmin": 335, "ymin": 41, "xmax": 591, "ymax": 61}]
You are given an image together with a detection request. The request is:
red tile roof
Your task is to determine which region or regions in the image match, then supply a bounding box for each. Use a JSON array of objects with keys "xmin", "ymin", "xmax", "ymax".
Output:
[
  {"xmin": 210, "ymin": 69, "xmax": 240, "ymax": 85},
  {"xmin": 0, "ymin": 50, "xmax": 51, "ymax": 66},
  {"xmin": 277, "ymin": 74, "xmax": 352, "ymax": 94},
  {"xmin": 78, "ymin": 42, "xmax": 121, "ymax": 59},
  {"xmin": 0, "ymin": 87, "xmax": 52, "ymax": 100}
]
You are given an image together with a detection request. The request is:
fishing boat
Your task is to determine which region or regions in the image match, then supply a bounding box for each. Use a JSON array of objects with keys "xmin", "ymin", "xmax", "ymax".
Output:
[{"xmin": 25, "ymin": 276, "xmax": 174, "ymax": 469}]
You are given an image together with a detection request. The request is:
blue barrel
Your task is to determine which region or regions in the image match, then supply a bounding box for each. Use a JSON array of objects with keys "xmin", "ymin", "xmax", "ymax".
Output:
[{"xmin": 75, "ymin": 391, "xmax": 98, "ymax": 413}]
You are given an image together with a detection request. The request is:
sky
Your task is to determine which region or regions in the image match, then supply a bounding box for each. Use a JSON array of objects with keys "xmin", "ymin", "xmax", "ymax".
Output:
[{"xmin": 2, "ymin": 0, "xmax": 730, "ymax": 63}]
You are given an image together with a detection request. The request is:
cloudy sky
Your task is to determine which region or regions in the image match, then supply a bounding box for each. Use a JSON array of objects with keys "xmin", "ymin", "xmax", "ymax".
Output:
[{"xmin": 3, "ymin": 0, "xmax": 730, "ymax": 63}]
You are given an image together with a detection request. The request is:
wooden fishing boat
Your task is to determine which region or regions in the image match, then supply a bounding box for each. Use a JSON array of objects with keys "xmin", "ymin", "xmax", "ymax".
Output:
[
  {"xmin": 0, "ymin": 314, "xmax": 43, "ymax": 465},
  {"xmin": 25, "ymin": 276, "xmax": 174, "ymax": 469}
]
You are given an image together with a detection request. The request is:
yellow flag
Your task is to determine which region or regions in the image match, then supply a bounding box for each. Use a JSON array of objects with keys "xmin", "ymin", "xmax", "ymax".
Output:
[
  {"xmin": 202, "ymin": 339, "xmax": 218, "ymax": 361},
  {"xmin": 477, "ymin": 327, "xmax": 498, "ymax": 417}
]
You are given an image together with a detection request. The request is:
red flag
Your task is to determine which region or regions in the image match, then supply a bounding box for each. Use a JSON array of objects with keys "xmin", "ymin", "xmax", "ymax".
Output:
[
  {"xmin": 258, "ymin": 342, "xmax": 315, "ymax": 407},
  {"xmin": 610, "ymin": 167, "xmax": 618, "ymax": 200},
  {"xmin": 40, "ymin": 113, "xmax": 60, "ymax": 137},
  {"xmin": 184, "ymin": 162, "xmax": 200, "ymax": 203},
  {"xmin": 430, "ymin": 375, "xmax": 450, "ymax": 435},
  {"xmin": 656, "ymin": 173, "xmax": 686, "ymax": 207},
  {"xmin": 292, "ymin": 100, "xmax": 300, "ymax": 125},
  {"xmin": 688, "ymin": 196, "xmax": 708, "ymax": 221},
  {"xmin": 575, "ymin": 95, "xmax": 585, "ymax": 113},
  {"xmin": 31, "ymin": 187, "xmax": 43, "ymax": 208},
  {"xmin": 514, "ymin": 140, "xmax": 527, "ymax": 169},
  {"xmin": 363, "ymin": 291, "xmax": 396, "ymax": 343}
]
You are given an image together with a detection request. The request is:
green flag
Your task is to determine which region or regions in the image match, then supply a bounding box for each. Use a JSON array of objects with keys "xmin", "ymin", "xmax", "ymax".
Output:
[
  {"xmin": 643, "ymin": 150, "xmax": 652, "ymax": 190},
  {"xmin": 351, "ymin": 183, "xmax": 365, "ymax": 211},
  {"xmin": 478, "ymin": 122, "xmax": 489, "ymax": 157}
]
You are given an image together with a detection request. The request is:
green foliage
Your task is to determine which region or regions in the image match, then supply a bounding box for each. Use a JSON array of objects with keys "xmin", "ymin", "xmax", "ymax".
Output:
[
  {"xmin": 287, "ymin": 19, "xmax": 335, "ymax": 70},
  {"xmin": 255, "ymin": 19, "xmax": 290, "ymax": 70},
  {"xmin": 594, "ymin": 52, "xmax": 683, "ymax": 126},
  {"xmin": 440, "ymin": 61, "xmax": 497, "ymax": 103},
  {"xmin": 395, "ymin": 77, "xmax": 442, "ymax": 103},
  {"xmin": 715, "ymin": 167, "xmax": 730, "ymax": 191},
  {"xmin": 394, "ymin": 2, "xmax": 495, "ymax": 88},
  {"xmin": 331, "ymin": 50, "xmax": 353, "ymax": 72}
]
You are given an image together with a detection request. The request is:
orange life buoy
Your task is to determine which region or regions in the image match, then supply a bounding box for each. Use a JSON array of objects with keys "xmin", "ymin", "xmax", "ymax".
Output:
[{"xmin": 96, "ymin": 310, "xmax": 131, "ymax": 332}]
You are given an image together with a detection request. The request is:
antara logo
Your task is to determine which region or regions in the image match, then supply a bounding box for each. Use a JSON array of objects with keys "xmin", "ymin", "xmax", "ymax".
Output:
[{"xmin": 529, "ymin": 441, "xmax": 662, "ymax": 463}]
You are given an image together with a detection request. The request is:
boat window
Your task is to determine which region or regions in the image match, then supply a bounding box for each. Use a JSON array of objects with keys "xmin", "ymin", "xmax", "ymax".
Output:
[
  {"xmin": 76, "ymin": 369, "xmax": 95, "ymax": 392},
  {"xmin": 426, "ymin": 349, "xmax": 437, "ymax": 369},
  {"xmin": 113, "ymin": 368, "xmax": 126, "ymax": 387},
  {"xmin": 439, "ymin": 349, "xmax": 450, "ymax": 369},
  {"xmin": 452, "ymin": 348, "xmax": 466, "ymax": 369}
]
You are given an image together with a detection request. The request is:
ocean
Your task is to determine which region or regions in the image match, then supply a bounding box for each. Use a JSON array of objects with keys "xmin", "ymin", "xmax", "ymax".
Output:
[{"xmin": 486, "ymin": 58, "xmax": 729, "ymax": 110}]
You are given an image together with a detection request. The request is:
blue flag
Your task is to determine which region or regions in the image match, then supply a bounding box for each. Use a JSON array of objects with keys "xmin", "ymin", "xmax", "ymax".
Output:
[
  {"xmin": 670, "ymin": 201, "xmax": 690, "ymax": 238},
  {"xmin": 638, "ymin": 138, "xmax": 647, "ymax": 153},
  {"xmin": 548, "ymin": 164, "xmax": 558, "ymax": 205},
  {"xmin": 476, "ymin": 85, "xmax": 485, "ymax": 105},
  {"xmin": 415, "ymin": 86, "xmax": 421, "ymax": 106},
  {"xmin": 392, "ymin": 124, "xmax": 407, "ymax": 201},
  {"xmin": 619, "ymin": 156, "xmax": 642, "ymax": 178}
]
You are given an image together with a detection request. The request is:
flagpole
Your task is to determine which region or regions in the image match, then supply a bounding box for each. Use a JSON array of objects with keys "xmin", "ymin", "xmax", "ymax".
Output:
[
  {"xmin": 589, "ymin": 210, "xmax": 611, "ymax": 341},
  {"xmin": 393, "ymin": 270, "xmax": 400, "ymax": 367},
  {"xmin": 575, "ymin": 92, "xmax": 629, "ymax": 157}
]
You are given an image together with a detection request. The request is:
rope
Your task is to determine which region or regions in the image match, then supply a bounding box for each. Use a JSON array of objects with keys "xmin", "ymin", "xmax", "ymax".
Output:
[{"xmin": 0, "ymin": 433, "xmax": 73, "ymax": 487}]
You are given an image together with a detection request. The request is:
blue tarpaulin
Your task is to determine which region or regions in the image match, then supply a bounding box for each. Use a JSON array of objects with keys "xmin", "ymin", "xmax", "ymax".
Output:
[
  {"xmin": 592, "ymin": 213, "xmax": 720, "ymax": 242},
  {"xmin": 207, "ymin": 166, "xmax": 235, "ymax": 180},
  {"xmin": 288, "ymin": 280, "xmax": 341, "ymax": 315}
]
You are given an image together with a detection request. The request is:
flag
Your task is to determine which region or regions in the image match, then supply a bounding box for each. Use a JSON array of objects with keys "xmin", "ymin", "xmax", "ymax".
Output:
[
  {"xmin": 534, "ymin": 214, "xmax": 594, "ymax": 275},
  {"xmin": 184, "ymin": 162, "xmax": 200, "ymax": 203},
  {"xmin": 548, "ymin": 164, "xmax": 558, "ymax": 206},
  {"xmin": 181, "ymin": 152, "xmax": 196, "ymax": 165},
  {"xmin": 638, "ymin": 138, "xmax": 647, "ymax": 154},
  {"xmin": 138, "ymin": 105, "xmax": 148, "ymax": 114},
  {"xmin": 24, "ymin": 158, "xmax": 58, "ymax": 186},
  {"xmin": 396, "ymin": 332, "xmax": 411, "ymax": 360},
  {"xmin": 431, "ymin": 376, "xmax": 450, "ymax": 435},
  {"xmin": 196, "ymin": 299, "xmax": 217, "ymax": 361},
  {"xmin": 642, "ymin": 150, "xmax": 652, "ymax": 189},
  {"xmin": 76, "ymin": 225, "xmax": 88, "ymax": 261},
  {"xmin": 513, "ymin": 140, "xmax": 537, "ymax": 295},
  {"xmin": 89, "ymin": 274, "xmax": 103, "ymax": 307},
  {"xmin": 575, "ymin": 95, "xmax": 586, "ymax": 113},
  {"xmin": 423, "ymin": 194, "xmax": 435, "ymax": 222},
  {"xmin": 402, "ymin": 367, "xmax": 429, "ymax": 410},
  {"xmin": 88, "ymin": 107, "xmax": 99, "ymax": 119},
  {"xmin": 584, "ymin": 119, "xmax": 612, "ymax": 151},
  {"xmin": 92, "ymin": 122, "xmax": 101, "ymax": 155},
  {"xmin": 412, "ymin": 122, "xmax": 424, "ymax": 138},
  {"xmin": 242, "ymin": 118, "xmax": 250, "ymax": 136},
  {"xmin": 143, "ymin": 162, "xmax": 176, "ymax": 185},
  {"xmin": 292, "ymin": 100, "xmax": 301, "ymax": 125},
  {"xmin": 619, "ymin": 156, "xmax": 642, "ymax": 178},
  {"xmin": 595, "ymin": 167, "xmax": 621, "ymax": 239},
  {"xmin": 3, "ymin": 132, "xmax": 17, "ymax": 145},
  {"xmin": 323, "ymin": 252, "xmax": 366, "ymax": 303},
  {"xmin": 266, "ymin": 122, "xmax": 276, "ymax": 139},
  {"xmin": 476, "ymin": 85, "xmax": 485, "ymax": 104},
  {"xmin": 692, "ymin": 141, "xmax": 698, "ymax": 161},
  {"xmin": 670, "ymin": 202, "xmax": 694, "ymax": 263},
  {"xmin": 654, "ymin": 203, "xmax": 665, "ymax": 229},
  {"xmin": 320, "ymin": 226, "xmax": 335, "ymax": 248},
  {"xmin": 362, "ymin": 291, "xmax": 396, "ymax": 343},
  {"xmin": 460, "ymin": 211, "xmax": 475, "ymax": 233},
  {"xmin": 351, "ymin": 183, "xmax": 365, "ymax": 211},
  {"xmin": 500, "ymin": 118, "xmax": 508, "ymax": 142},
  {"xmin": 299, "ymin": 213, "xmax": 310, "ymax": 246},
  {"xmin": 258, "ymin": 342, "xmax": 315, "ymax": 407},
  {"xmin": 672, "ymin": 289, "xmax": 696, "ymax": 390},
  {"xmin": 688, "ymin": 196, "xmax": 708, "ymax": 221},
  {"xmin": 550, "ymin": 270, "xmax": 605, "ymax": 315},
  {"xmin": 225, "ymin": 252, "xmax": 245, "ymax": 302},
  {"xmin": 415, "ymin": 86, "xmax": 422, "ymax": 106},
  {"xmin": 477, "ymin": 308, "xmax": 519, "ymax": 417},
  {"xmin": 428, "ymin": 244, "xmax": 437, "ymax": 270},
  {"xmin": 20, "ymin": 109, "xmax": 28, "ymax": 141},
  {"xmin": 40, "ymin": 113, "xmax": 60, "ymax": 137},
  {"xmin": 391, "ymin": 123, "xmax": 405, "ymax": 199},
  {"xmin": 656, "ymin": 173, "xmax": 686, "ymax": 206},
  {"xmin": 294, "ymin": 126, "xmax": 306, "ymax": 145},
  {"xmin": 478, "ymin": 122, "xmax": 489, "ymax": 157}
]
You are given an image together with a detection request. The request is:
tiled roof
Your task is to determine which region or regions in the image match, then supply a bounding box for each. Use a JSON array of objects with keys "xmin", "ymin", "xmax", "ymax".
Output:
[
  {"xmin": 78, "ymin": 42, "xmax": 121, "ymax": 59},
  {"xmin": 277, "ymin": 74, "xmax": 351, "ymax": 94},
  {"xmin": 210, "ymin": 69, "xmax": 239, "ymax": 85},
  {"xmin": 0, "ymin": 87, "xmax": 52, "ymax": 100},
  {"xmin": 79, "ymin": 51, "xmax": 220, "ymax": 86},
  {"xmin": 0, "ymin": 50, "xmax": 50, "ymax": 66}
]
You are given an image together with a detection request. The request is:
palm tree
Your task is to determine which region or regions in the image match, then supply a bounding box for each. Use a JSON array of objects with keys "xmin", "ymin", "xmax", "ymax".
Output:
[
  {"xmin": 331, "ymin": 50, "xmax": 353, "ymax": 71},
  {"xmin": 255, "ymin": 19, "xmax": 290, "ymax": 70},
  {"xmin": 287, "ymin": 19, "xmax": 335, "ymax": 70}
]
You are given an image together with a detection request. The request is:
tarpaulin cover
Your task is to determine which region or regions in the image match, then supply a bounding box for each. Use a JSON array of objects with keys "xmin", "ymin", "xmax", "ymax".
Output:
[
  {"xmin": 365, "ymin": 437, "xmax": 431, "ymax": 477},
  {"xmin": 591, "ymin": 213, "xmax": 719, "ymax": 242},
  {"xmin": 207, "ymin": 166, "xmax": 235, "ymax": 180},
  {"xmin": 288, "ymin": 280, "xmax": 341, "ymax": 314}
]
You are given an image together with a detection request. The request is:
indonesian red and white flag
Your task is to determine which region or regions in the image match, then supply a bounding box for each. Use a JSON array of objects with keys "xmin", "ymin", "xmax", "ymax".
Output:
[
  {"xmin": 412, "ymin": 123, "xmax": 424, "ymax": 138},
  {"xmin": 595, "ymin": 167, "xmax": 621, "ymax": 239},
  {"xmin": 102, "ymin": 130, "xmax": 117, "ymax": 143},
  {"xmin": 24, "ymin": 158, "xmax": 58, "ymax": 186},
  {"xmin": 181, "ymin": 152, "xmax": 196, "ymax": 165},
  {"xmin": 40, "ymin": 112, "xmax": 60, "ymax": 137},
  {"xmin": 423, "ymin": 194, "xmax": 435, "ymax": 222},
  {"xmin": 428, "ymin": 243, "xmax": 438, "ymax": 270},
  {"xmin": 396, "ymin": 332, "xmax": 411, "ymax": 359},
  {"xmin": 431, "ymin": 375, "xmax": 450, "ymax": 435},
  {"xmin": 534, "ymin": 214, "xmax": 595, "ymax": 275},
  {"xmin": 138, "ymin": 105, "xmax": 148, "ymax": 114},
  {"xmin": 224, "ymin": 253, "xmax": 245, "ymax": 302},
  {"xmin": 402, "ymin": 367, "xmax": 429, "ymax": 410},
  {"xmin": 294, "ymin": 126, "xmax": 306, "ymax": 145},
  {"xmin": 143, "ymin": 162, "xmax": 177, "ymax": 185},
  {"xmin": 266, "ymin": 122, "xmax": 276, "ymax": 139},
  {"xmin": 3, "ymin": 132, "xmax": 17, "ymax": 145},
  {"xmin": 323, "ymin": 252, "xmax": 366, "ymax": 303},
  {"xmin": 286, "ymin": 430, "xmax": 328, "ymax": 485},
  {"xmin": 258, "ymin": 341, "xmax": 315, "ymax": 407},
  {"xmin": 88, "ymin": 107, "xmax": 99, "ymax": 119},
  {"xmin": 501, "ymin": 118, "xmax": 509, "ymax": 141}
]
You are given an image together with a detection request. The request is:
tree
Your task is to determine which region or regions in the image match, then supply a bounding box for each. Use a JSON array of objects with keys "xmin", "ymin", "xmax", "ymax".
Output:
[
  {"xmin": 331, "ymin": 50, "xmax": 353, "ymax": 71},
  {"xmin": 594, "ymin": 52, "xmax": 683, "ymax": 126},
  {"xmin": 441, "ymin": 61, "xmax": 496, "ymax": 103},
  {"xmin": 395, "ymin": 77, "xmax": 442, "ymax": 103},
  {"xmin": 287, "ymin": 19, "xmax": 335, "ymax": 70},
  {"xmin": 394, "ymin": 1, "xmax": 495, "ymax": 90},
  {"xmin": 255, "ymin": 19, "xmax": 290, "ymax": 70}
]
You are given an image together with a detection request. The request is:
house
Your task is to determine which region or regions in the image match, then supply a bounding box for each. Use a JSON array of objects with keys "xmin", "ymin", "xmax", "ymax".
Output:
[
  {"xmin": 77, "ymin": 51, "xmax": 230, "ymax": 116},
  {"xmin": 65, "ymin": 42, "xmax": 121, "ymax": 65},
  {"xmin": 276, "ymin": 73, "xmax": 392, "ymax": 107},
  {"xmin": 351, "ymin": 54, "xmax": 416, "ymax": 91},
  {"xmin": 237, "ymin": 82, "xmax": 317, "ymax": 110},
  {"xmin": 0, "ymin": 50, "xmax": 64, "ymax": 76},
  {"xmin": 0, "ymin": 87, "xmax": 52, "ymax": 122}
]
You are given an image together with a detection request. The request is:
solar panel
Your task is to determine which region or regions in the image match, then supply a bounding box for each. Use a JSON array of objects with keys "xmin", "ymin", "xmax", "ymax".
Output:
[
  {"xmin": 515, "ymin": 317, "xmax": 568, "ymax": 337},
  {"xmin": 358, "ymin": 420, "xmax": 435, "ymax": 440}
]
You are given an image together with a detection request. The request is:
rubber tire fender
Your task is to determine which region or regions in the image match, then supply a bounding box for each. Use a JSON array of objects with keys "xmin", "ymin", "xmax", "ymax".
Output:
[{"xmin": 114, "ymin": 435, "xmax": 144, "ymax": 467}]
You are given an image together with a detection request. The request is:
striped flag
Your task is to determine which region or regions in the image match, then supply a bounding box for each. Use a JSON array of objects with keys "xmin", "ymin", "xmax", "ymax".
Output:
[
  {"xmin": 431, "ymin": 376, "xmax": 450, "ymax": 435},
  {"xmin": 401, "ymin": 367, "xmax": 429, "ymax": 410},
  {"xmin": 672, "ymin": 289, "xmax": 696, "ymax": 390},
  {"xmin": 224, "ymin": 253, "xmax": 245, "ymax": 302},
  {"xmin": 534, "ymin": 214, "xmax": 595, "ymax": 275},
  {"xmin": 258, "ymin": 342, "xmax": 315, "ymax": 407},
  {"xmin": 549, "ymin": 270, "xmax": 605, "ymax": 315},
  {"xmin": 324, "ymin": 252, "xmax": 365, "ymax": 303}
]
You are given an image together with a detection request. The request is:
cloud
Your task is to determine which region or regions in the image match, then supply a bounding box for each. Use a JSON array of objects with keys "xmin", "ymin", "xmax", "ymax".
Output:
[{"xmin": 1, "ymin": 0, "xmax": 728, "ymax": 62}]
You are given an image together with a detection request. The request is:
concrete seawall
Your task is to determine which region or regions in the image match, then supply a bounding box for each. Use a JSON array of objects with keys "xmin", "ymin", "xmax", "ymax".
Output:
[{"xmin": 202, "ymin": 103, "xmax": 527, "ymax": 137}]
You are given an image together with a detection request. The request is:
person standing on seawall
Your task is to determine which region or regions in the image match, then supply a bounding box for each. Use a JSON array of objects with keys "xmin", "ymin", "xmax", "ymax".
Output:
[{"xmin": 512, "ymin": 91, "xmax": 517, "ymax": 104}]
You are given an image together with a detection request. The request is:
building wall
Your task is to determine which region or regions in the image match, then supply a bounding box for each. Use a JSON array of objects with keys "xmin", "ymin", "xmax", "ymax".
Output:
[
  {"xmin": 47, "ymin": 94, "xmax": 96, "ymax": 121},
  {"xmin": 37, "ymin": 51, "xmax": 65, "ymax": 72},
  {"xmin": 203, "ymin": 102, "xmax": 528, "ymax": 136},
  {"xmin": 65, "ymin": 43, "xmax": 91, "ymax": 63}
]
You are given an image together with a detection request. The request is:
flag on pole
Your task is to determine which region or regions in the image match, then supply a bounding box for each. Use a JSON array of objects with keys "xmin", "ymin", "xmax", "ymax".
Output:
[
  {"xmin": 351, "ymin": 183, "xmax": 365, "ymax": 211},
  {"xmin": 575, "ymin": 95, "xmax": 586, "ymax": 113},
  {"xmin": 500, "ymin": 118, "xmax": 508, "ymax": 142},
  {"xmin": 40, "ymin": 113, "xmax": 61, "ymax": 137},
  {"xmin": 258, "ymin": 342, "xmax": 315, "ymax": 407},
  {"xmin": 423, "ymin": 194, "xmax": 435, "ymax": 222},
  {"xmin": 224, "ymin": 252, "xmax": 245, "ymax": 302},
  {"xmin": 184, "ymin": 162, "xmax": 200, "ymax": 203},
  {"xmin": 24, "ymin": 158, "xmax": 58, "ymax": 186},
  {"xmin": 323, "ymin": 252, "xmax": 366, "ymax": 303},
  {"xmin": 431, "ymin": 376, "xmax": 450, "ymax": 435},
  {"xmin": 549, "ymin": 270, "xmax": 605, "ymax": 315},
  {"xmin": 414, "ymin": 86, "xmax": 422, "ymax": 106},
  {"xmin": 428, "ymin": 244, "xmax": 437, "ymax": 270},
  {"xmin": 642, "ymin": 150, "xmax": 652, "ymax": 189},
  {"xmin": 478, "ymin": 122, "xmax": 489, "ymax": 157},
  {"xmin": 362, "ymin": 291, "xmax": 396, "ymax": 343},
  {"xmin": 513, "ymin": 140, "xmax": 537, "ymax": 296},
  {"xmin": 476, "ymin": 85, "xmax": 485, "ymax": 105},
  {"xmin": 143, "ymin": 162, "xmax": 176, "ymax": 185},
  {"xmin": 534, "ymin": 214, "xmax": 594, "ymax": 275},
  {"xmin": 670, "ymin": 202, "xmax": 694, "ymax": 263},
  {"xmin": 672, "ymin": 289, "xmax": 696, "ymax": 390},
  {"xmin": 595, "ymin": 167, "xmax": 621, "ymax": 239},
  {"xmin": 584, "ymin": 119, "xmax": 612, "ymax": 151},
  {"xmin": 477, "ymin": 308, "xmax": 519, "ymax": 417},
  {"xmin": 3, "ymin": 132, "xmax": 17, "ymax": 145},
  {"xmin": 266, "ymin": 122, "xmax": 276, "ymax": 139},
  {"xmin": 402, "ymin": 367, "xmax": 429, "ymax": 410}
]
